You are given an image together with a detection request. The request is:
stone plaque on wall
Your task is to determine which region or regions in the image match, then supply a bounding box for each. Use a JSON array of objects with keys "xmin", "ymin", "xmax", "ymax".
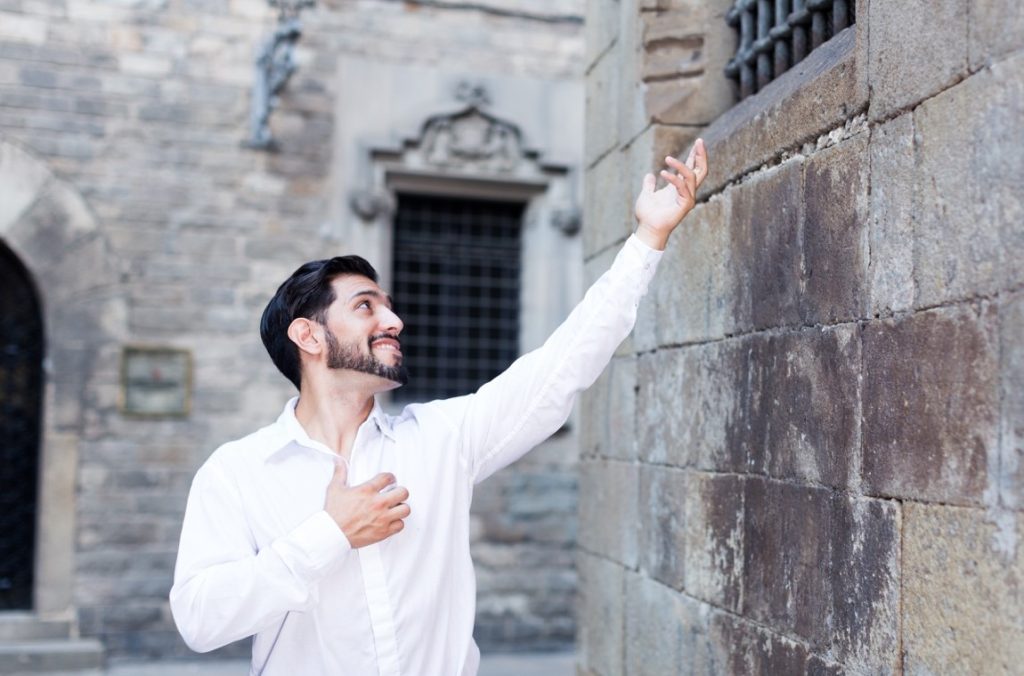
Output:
[{"xmin": 121, "ymin": 346, "xmax": 191, "ymax": 417}]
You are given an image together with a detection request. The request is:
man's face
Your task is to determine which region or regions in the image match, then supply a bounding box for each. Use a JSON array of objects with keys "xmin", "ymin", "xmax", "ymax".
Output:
[{"xmin": 320, "ymin": 274, "xmax": 408, "ymax": 388}]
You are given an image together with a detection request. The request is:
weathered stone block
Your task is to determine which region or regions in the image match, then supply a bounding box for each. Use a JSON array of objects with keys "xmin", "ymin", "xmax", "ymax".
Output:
[
  {"xmin": 828, "ymin": 498, "xmax": 901, "ymax": 671},
  {"xmin": 868, "ymin": 0, "xmax": 968, "ymax": 120},
  {"xmin": 868, "ymin": 113, "xmax": 915, "ymax": 315},
  {"xmin": 1002, "ymin": 292, "xmax": 1024, "ymax": 511},
  {"xmin": 638, "ymin": 465, "xmax": 687, "ymax": 589},
  {"xmin": 578, "ymin": 553, "xmax": 625, "ymax": 676},
  {"xmin": 914, "ymin": 71, "xmax": 1003, "ymax": 307},
  {"xmin": 863, "ymin": 303, "xmax": 999, "ymax": 505},
  {"xmin": 682, "ymin": 472, "xmax": 743, "ymax": 612},
  {"xmin": 742, "ymin": 480, "xmax": 900, "ymax": 667},
  {"xmin": 968, "ymin": 0, "xmax": 1024, "ymax": 70},
  {"xmin": 903, "ymin": 503, "xmax": 1024, "ymax": 674},
  {"xmin": 732, "ymin": 325, "xmax": 861, "ymax": 489},
  {"xmin": 606, "ymin": 356, "xmax": 638, "ymax": 461},
  {"xmin": 584, "ymin": 0, "xmax": 620, "ymax": 69},
  {"xmin": 585, "ymin": 47, "xmax": 621, "ymax": 167},
  {"xmin": 636, "ymin": 348, "xmax": 683, "ymax": 466},
  {"xmin": 801, "ymin": 134, "xmax": 869, "ymax": 324},
  {"xmin": 673, "ymin": 340, "xmax": 745, "ymax": 473},
  {"xmin": 624, "ymin": 572, "xmax": 719, "ymax": 675},
  {"xmin": 580, "ymin": 370, "xmax": 609, "ymax": 460},
  {"xmin": 741, "ymin": 478, "xmax": 836, "ymax": 649},
  {"xmin": 655, "ymin": 193, "xmax": 734, "ymax": 345},
  {"xmin": 728, "ymin": 160, "xmax": 803, "ymax": 332},
  {"xmin": 579, "ymin": 459, "xmax": 638, "ymax": 567},
  {"xmin": 583, "ymin": 152, "xmax": 631, "ymax": 259},
  {"xmin": 708, "ymin": 612, "xmax": 811, "ymax": 674}
]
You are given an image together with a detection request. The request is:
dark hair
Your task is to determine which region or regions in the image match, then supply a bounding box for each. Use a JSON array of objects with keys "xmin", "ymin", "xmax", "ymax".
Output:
[{"xmin": 260, "ymin": 256, "xmax": 379, "ymax": 389}]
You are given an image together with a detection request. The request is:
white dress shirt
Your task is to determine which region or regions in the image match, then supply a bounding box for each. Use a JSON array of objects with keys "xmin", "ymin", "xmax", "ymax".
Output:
[{"xmin": 169, "ymin": 234, "xmax": 662, "ymax": 676}]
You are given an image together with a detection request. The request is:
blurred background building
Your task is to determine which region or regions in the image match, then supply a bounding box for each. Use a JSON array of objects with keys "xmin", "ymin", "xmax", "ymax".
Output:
[{"xmin": 0, "ymin": 0, "xmax": 585, "ymax": 669}]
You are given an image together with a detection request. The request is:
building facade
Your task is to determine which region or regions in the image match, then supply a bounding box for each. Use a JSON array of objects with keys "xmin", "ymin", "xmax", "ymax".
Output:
[
  {"xmin": 580, "ymin": 0, "xmax": 1023, "ymax": 673},
  {"xmin": 0, "ymin": 0, "xmax": 584, "ymax": 666}
]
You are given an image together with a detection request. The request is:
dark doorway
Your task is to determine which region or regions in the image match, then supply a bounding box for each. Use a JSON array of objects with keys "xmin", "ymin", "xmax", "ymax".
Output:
[{"xmin": 0, "ymin": 242, "xmax": 43, "ymax": 609}]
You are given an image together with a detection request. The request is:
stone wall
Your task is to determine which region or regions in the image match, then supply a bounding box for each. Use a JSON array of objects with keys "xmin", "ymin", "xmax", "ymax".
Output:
[
  {"xmin": 0, "ymin": 0, "xmax": 583, "ymax": 660},
  {"xmin": 580, "ymin": 0, "xmax": 1023, "ymax": 672}
]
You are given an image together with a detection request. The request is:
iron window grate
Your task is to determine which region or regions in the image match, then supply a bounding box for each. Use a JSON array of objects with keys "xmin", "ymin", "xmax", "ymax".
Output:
[
  {"xmin": 0, "ymin": 243, "xmax": 43, "ymax": 610},
  {"xmin": 391, "ymin": 193, "xmax": 523, "ymax": 403},
  {"xmin": 725, "ymin": 0, "xmax": 855, "ymax": 99}
]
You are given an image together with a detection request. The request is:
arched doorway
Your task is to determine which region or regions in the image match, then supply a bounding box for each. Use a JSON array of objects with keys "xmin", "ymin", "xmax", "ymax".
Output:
[{"xmin": 0, "ymin": 241, "xmax": 43, "ymax": 610}]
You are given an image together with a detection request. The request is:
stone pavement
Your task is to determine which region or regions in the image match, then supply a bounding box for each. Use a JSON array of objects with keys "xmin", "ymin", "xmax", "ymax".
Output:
[{"xmin": 95, "ymin": 652, "xmax": 576, "ymax": 675}]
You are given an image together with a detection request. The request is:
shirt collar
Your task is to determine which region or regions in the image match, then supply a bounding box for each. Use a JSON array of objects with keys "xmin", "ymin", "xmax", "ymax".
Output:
[{"xmin": 263, "ymin": 396, "xmax": 396, "ymax": 460}]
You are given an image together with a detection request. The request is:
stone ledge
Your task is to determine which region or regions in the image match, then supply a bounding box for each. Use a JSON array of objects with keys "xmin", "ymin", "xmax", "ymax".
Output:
[{"xmin": 698, "ymin": 25, "xmax": 864, "ymax": 198}]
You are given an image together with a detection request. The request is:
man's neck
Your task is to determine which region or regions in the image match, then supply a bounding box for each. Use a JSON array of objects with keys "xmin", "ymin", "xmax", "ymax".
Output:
[{"xmin": 293, "ymin": 383, "xmax": 375, "ymax": 459}]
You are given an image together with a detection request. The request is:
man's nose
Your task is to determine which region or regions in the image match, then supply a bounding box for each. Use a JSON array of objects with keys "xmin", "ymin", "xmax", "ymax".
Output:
[{"xmin": 380, "ymin": 306, "xmax": 403, "ymax": 334}]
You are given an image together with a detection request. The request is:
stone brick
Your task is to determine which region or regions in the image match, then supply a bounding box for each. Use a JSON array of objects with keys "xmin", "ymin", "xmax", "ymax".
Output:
[
  {"xmin": 708, "ymin": 613, "xmax": 812, "ymax": 675},
  {"xmin": 583, "ymin": 151, "xmax": 631, "ymax": 259},
  {"xmin": 624, "ymin": 573, "xmax": 720, "ymax": 675},
  {"xmin": 639, "ymin": 4, "xmax": 735, "ymax": 128},
  {"xmin": 636, "ymin": 348, "xmax": 683, "ymax": 466},
  {"xmin": 728, "ymin": 159, "xmax": 803, "ymax": 332},
  {"xmin": 828, "ymin": 498, "xmax": 901, "ymax": 671},
  {"xmin": 654, "ymin": 193, "xmax": 734, "ymax": 345},
  {"xmin": 605, "ymin": 356, "xmax": 638, "ymax": 461},
  {"xmin": 585, "ymin": 47, "xmax": 620, "ymax": 166},
  {"xmin": 868, "ymin": 113, "xmax": 915, "ymax": 315},
  {"xmin": 903, "ymin": 503, "xmax": 1024, "ymax": 674},
  {"xmin": 741, "ymin": 478, "xmax": 836, "ymax": 649},
  {"xmin": 728, "ymin": 325, "xmax": 860, "ymax": 489},
  {"xmin": 968, "ymin": 0, "xmax": 1024, "ymax": 70},
  {"xmin": 579, "ymin": 369, "xmax": 609, "ymax": 460},
  {"xmin": 638, "ymin": 465, "xmax": 686, "ymax": 589},
  {"xmin": 868, "ymin": 0, "xmax": 968, "ymax": 120},
  {"xmin": 682, "ymin": 472, "xmax": 743, "ymax": 612},
  {"xmin": 700, "ymin": 27, "xmax": 862, "ymax": 196},
  {"xmin": 741, "ymin": 479, "xmax": 900, "ymax": 667},
  {"xmin": 801, "ymin": 134, "xmax": 868, "ymax": 324},
  {"xmin": 1002, "ymin": 292, "xmax": 1024, "ymax": 511},
  {"xmin": 862, "ymin": 303, "xmax": 999, "ymax": 505},
  {"xmin": 578, "ymin": 553, "xmax": 625, "ymax": 676},
  {"xmin": 914, "ymin": 71, "xmax": 1003, "ymax": 307},
  {"xmin": 579, "ymin": 459, "xmax": 638, "ymax": 567}
]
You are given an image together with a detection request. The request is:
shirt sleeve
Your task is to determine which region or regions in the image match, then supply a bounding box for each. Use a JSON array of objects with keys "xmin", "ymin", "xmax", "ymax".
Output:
[
  {"xmin": 169, "ymin": 458, "xmax": 351, "ymax": 653},
  {"xmin": 436, "ymin": 234, "xmax": 662, "ymax": 483}
]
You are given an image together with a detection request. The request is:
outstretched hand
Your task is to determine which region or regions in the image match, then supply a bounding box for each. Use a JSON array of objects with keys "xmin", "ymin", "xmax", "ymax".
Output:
[{"xmin": 634, "ymin": 138, "xmax": 708, "ymax": 250}]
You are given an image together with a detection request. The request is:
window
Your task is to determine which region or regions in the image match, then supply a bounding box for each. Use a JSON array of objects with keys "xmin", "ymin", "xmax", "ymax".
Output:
[
  {"xmin": 390, "ymin": 193, "xmax": 524, "ymax": 403},
  {"xmin": 725, "ymin": 0, "xmax": 856, "ymax": 98}
]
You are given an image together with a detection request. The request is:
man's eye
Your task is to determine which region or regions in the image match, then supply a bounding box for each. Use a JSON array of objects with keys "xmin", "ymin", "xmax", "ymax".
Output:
[{"xmin": 357, "ymin": 300, "xmax": 371, "ymax": 310}]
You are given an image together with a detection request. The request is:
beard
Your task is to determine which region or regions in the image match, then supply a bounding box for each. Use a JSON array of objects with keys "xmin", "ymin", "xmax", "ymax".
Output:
[{"xmin": 324, "ymin": 330, "xmax": 409, "ymax": 386}]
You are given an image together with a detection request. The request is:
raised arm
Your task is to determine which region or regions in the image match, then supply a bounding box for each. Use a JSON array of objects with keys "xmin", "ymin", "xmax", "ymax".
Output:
[{"xmin": 436, "ymin": 140, "xmax": 708, "ymax": 482}]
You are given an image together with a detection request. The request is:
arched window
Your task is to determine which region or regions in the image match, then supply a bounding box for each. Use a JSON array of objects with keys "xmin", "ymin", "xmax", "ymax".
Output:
[{"xmin": 0, "ymin": 241, "xmax": 43, "ymax": 609}]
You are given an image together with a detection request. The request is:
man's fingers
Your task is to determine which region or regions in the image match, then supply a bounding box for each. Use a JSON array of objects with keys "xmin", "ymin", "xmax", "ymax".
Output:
[
  {"xmin": 381, "ymin": 486, "xmax": 410, "ymax": 506},
  {"xmin": 693, "ymin": 138, "xmax": 708, "ymax": 187},
  {"xmin": 641, "ymin": 172, "xmax": 656, "ymax": 194},
  {"xmin": 364, "ymin": 472, "xmax": 396, "ymax": 493},
  {"xmin": 388, "ymin": 503, "xmax": 411, "ymax": 520},
  {"xmin": 661, "ymin": 163, "xmax": 696, "ymax": 198},
  {"xmin": 685, "ymin": 144, "xmax": 696, "ymax": 170}
]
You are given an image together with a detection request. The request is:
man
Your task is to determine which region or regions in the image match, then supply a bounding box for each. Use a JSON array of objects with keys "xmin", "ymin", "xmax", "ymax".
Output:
[{"xmin": 170, "ymin": 140, "xmax": 709, "ymax": 675}]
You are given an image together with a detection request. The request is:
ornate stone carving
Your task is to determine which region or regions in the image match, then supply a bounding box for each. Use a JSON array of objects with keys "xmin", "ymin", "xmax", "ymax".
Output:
[{"xmin": 419, "ymin": 106, "xmax": 524, "ymax": 173}]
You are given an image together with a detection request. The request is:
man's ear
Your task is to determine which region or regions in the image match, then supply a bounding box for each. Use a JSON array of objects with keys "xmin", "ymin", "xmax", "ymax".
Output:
[{"xmin": 287, "ymin": 318, "xmax": 323, "ymax": 358}]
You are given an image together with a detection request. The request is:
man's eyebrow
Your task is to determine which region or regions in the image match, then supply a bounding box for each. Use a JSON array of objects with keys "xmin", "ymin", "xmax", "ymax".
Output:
[{"xmin": 347, "ymin": 289, "xmax": 394, "ymax": 308}]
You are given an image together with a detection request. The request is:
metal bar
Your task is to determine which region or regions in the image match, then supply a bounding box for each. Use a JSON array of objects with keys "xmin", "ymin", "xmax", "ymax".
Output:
[
  {"xmin": 811, "ymin": 8, "xmax": 826, "ymax": 49},
  {"xmin": 740, "ymin": 6, "xmax": 755, "ymax": 98},
  {"xmin": 772, "ymin": 0, "xmax": 791, "ymax": 78},
  {"xmin": 833, "ymin": 0, "xmax": 848, "ymax": 32},
  {"xmin": 756, "ymin": 0, "xmax": 772, "ymax": 90},
  {"xmin": 789, "ymin": 0, "xmax": 808, "ymax": 62}
]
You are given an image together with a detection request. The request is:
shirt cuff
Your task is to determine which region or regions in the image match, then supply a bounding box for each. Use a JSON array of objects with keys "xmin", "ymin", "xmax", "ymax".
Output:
[
  {"xmin": 273, "ymin": 510, "xmax": 352, "ymax": 580},
  {"xmin": 624, "ymin": 233, "xmax": 664, "ymax": 290}
]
